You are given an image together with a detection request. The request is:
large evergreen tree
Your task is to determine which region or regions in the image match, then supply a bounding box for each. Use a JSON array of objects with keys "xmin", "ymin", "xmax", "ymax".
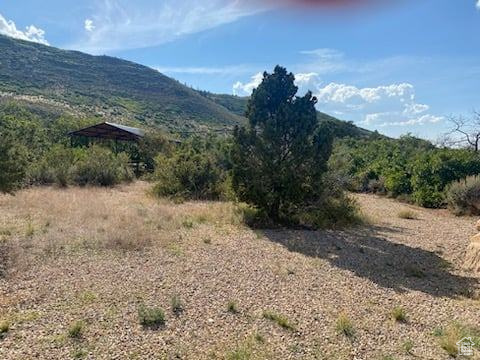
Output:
[{"xmin": 231, "ymin": 66, "xmax": 333, "ymax": 222}]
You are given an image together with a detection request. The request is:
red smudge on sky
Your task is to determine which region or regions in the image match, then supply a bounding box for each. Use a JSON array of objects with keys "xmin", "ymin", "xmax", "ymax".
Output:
[{"xmin": 249, "ymin": 0, "xmax": 390, "ymax": 11}]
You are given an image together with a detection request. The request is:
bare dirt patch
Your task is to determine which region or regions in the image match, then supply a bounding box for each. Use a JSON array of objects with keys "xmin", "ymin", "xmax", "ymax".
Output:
[{"xmin": 0, "ymin": 185, "xmax": 479, "ymax": 359}]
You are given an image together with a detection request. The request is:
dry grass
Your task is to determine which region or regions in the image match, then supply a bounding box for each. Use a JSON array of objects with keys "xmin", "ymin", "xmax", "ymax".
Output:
[
  {"xmin": 0, "ymin": 184, "xmax": 479, "ymax": 359},
  {"xmin": 435, "ymin": 322, "xmax": 480, "ymax": 357},
  {"xmin": 262, "ymin": 310, "xmax": 295, "ymax": 331},
  {"xmin": 336, "ymin": 312, "xmax": 355, "ymax": 338},
  {"xmin": 397, "ymin": 209, "xmax": 418, "ymax": 220},
  {"xmin": 0, "ymin": 182, "xmax": 241, "ymax": 276}
]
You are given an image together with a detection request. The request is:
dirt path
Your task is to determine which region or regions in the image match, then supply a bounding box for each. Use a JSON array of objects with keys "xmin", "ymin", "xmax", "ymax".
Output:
[{"xmin": 0, "ymin": 184, "xmax": 479, "ymax": 359}]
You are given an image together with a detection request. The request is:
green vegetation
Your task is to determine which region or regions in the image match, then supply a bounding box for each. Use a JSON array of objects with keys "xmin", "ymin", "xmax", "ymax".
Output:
[
  {"xmin": 0, "ymin": 134, "xmax": 27, "ymax": 193},
  {"xmin": 403, "ymin": 340, "xmax": 414, "ymax": 355},
  {"xmin": 153, "ymin": 136, "xmax": 230, "ymax": 200},
  {"xmin": 391, "ymin": 307, "xmax": 407, "ymax": 323},
  {"xmin": 231, "ymin": 66, "xmax": 359, "ymax": 228},
  {"xmin": 72, "ymin": 349, "xmax": 88, "ymax": 359},
  {"xmin": 29, "ymin": 145, "xmax": 133, "ymax": 187},
  {"xmin": 2, "ymin": 34, "xmax": 479, "ymax": 222},
  {"xmin": 68, "ymin": 321, "xmax": 85, "ymax": 338},
  {"xmin": 336, "ymin": 313, "xmax": 355, "ymax": 338},
  {"xmin": 262, "ymin": 310, "xmax": 295, "ymax": 331},
  {"xmin": 0, "ymin": 100, "xmax": 171, "ymax": 189},
  {"xmin": 227, "ymin": 300, "xmax": 239, "ymax": 314},
  {"xmin": 138, "ymin": 304, "xmax": 166, "ymax": 328},
  {"xmin": 446, "ymin": 175, "xmax": 480, "ymax": 215},
  {"xmin": 0, "ymin": 34, "xmax": 242, "ymax": 131},
  {"xmin": 330, "ymin": 135, "xmax": 480, "ymax": 209}
]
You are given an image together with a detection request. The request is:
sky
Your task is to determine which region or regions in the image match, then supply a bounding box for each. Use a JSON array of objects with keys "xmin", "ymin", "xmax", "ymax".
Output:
[{"xmin": 1, "ymin": 0, "xmax": 479, "ymax": 139}]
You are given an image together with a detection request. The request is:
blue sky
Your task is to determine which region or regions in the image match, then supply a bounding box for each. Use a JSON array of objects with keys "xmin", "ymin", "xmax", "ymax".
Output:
[{"xmin": 1, "ymin": 0, "xmax": 479, "ymax": 139}]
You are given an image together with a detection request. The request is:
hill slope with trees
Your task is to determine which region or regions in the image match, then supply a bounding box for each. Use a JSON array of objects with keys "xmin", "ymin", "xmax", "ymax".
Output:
[{"xmin": 0, "ymin": 35, "xmax": 243, "ymax": 132}]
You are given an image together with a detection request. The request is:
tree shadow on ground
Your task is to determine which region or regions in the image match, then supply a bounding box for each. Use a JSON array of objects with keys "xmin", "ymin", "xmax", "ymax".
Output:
[{"xmin": 261, "ymin": 225, "xmax": 478, "ymax": 298}]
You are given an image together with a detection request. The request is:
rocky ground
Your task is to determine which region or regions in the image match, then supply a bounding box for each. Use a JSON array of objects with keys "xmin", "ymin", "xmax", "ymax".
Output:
[{"xmin": 0, "ymin": 183, "xmax": 479, "ymax": 359}]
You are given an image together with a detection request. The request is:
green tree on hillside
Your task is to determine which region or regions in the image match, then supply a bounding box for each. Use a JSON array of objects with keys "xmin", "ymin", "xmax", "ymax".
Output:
[
  {"xmin": 0, "ymin": 133, "xmax": 27, "ymax": 193},
  {"xmin": 231, "ymin": 66, "xmax": 333, "ymax": 223}
]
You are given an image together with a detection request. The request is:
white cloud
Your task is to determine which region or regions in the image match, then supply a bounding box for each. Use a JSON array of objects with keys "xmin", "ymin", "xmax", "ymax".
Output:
[
  {"xmin": 0, "ymin": 13, "xmax": 49, "ymax": 45},
  {"xmin": 294, "ymin": 72, "xmax": 321, "ymax": 94},
  {"xmin": 233, "ymin": 71, "xmax": 322, "ymax": 96},
  {"xmin": 233, "ymin": 72, "xmax": 263, "ymax": 95},
  {"xmin": 315, "ymin": 82, "xmax": 443, "ymax": 127},
  {"xmin": 84, "ymin": 19, "xmax": 95, "ymax": 32},
  {"xmin": 233, "ymin": 70, "xmax": 443, "ymax": 128},
  {"xmin": 477, "ymin": 0, "xmax": 480, "ymax": 10},
  {"xmin": 73, "ymin": 0, "xmax": 268, "ymax": 54}
]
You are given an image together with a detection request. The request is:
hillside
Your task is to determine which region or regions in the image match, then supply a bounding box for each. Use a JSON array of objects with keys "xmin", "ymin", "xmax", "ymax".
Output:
[
  {"xmin": 0, "ymin": 34, "xmax": 375, "ymax": 139},
  {"xmin": 0, "ymin": 35, "xmax": 243, "ymax": 132},
  {"xmin": 199, "ymin": 90, "xmax": 375, "ymax": 139}
]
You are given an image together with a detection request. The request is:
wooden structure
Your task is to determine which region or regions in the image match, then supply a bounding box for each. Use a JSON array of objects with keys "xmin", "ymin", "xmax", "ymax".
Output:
[{"xmin": 68, "ymin": 122, "xmax": 145, "ymax": 142}]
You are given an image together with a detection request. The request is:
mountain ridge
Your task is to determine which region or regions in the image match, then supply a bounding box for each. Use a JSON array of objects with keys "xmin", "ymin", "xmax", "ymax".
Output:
[
  {"xmin": 0, "ymin": 34, "xmax": 374, "ymax": 139},
  {"xmin": 0, "ymin": 34, "xmax": 243, "ymax": 132}
]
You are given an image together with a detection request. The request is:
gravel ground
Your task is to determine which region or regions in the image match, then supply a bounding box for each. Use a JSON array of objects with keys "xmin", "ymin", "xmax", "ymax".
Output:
[{"xmin": 0, "ymin": 184, "xmax": 479, "ymax": 359}]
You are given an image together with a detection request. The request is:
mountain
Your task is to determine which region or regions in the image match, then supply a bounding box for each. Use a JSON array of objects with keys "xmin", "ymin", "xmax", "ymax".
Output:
[
  {"xmin": 198, "ymin": 91, "xmax": 249, "ymax": 117},
  {"xmin": 0, "ymin": 35, "xmax": 243, "ymax": 132},
  {"xmin": 0, "ymin": 34, "xmax": 374, "ymax": 139}
]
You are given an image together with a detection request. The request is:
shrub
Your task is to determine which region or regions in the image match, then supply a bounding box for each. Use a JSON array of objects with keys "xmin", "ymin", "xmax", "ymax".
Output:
[
  {"xmin": 227, "ymin": 300, "xmax": 239, "ymax": 314},
  {"xmin": 28, "ymin": 145, "xmax": 77, "ymax": 186},
  {"xmin": 138, "ymin": 304, "xmax": 165, "ymax": 328},
  {"xmin": 336, "ymin": 313, "xmax": 355, "ymax": 338},
  {"xmin": 410, "ymin": 149, "xmax": 480, "ymax": 208},
  {"xmin": 262, "ymin": 310, "xmax": 295, "ymax": 331},
  {"xmin": 68, "ymin": 320, "xmax": 85, "ymax": 338},
  {"xmin": 384, "ymin": 171, "xmax": 411, "ymax": 196},
  {"xmin": 72, "ymin": 146, "xmax": 133, "ymax": 186},
  {"xmin": 436, "ymin": 322, "xmax": 480, "ymax": 357},
  {"xmin": 397, "ymin": 209, "xmax": 417, "ymax": 220},
  {"xmin": 403, "ymin": 340, "xmax": 414, "ymax": 355},
  {"xmin": 366, "ymin": 177, "xmax": 386, "ymax": 194},
  {"xmin": 0, "ymin": 134, "xmax": 27, "ymax": 193},
  {"xmin": 446, "ymin": 175, "xmax": 480, "ymax": 215},
  {"xmin": 28, "ymin": 145, "xmax": 133, "ymax": 187},
  {"xmin": 296, "ymin": 194, "xmax": 363, "ymax": 229},
  {"xmin": 0, "ymin": 320, "xmax": 10, "ymax": 334},
  {"xmin": 153, "ymin": 136, "xmax": 229, "ymax": 200},
  {"xmin": 137, "ymin": 131, "xmax": 172, "ymax": 172},
  {"xmin": 391, "ymin": 307, "xmax": 407, "ymax": 322}
]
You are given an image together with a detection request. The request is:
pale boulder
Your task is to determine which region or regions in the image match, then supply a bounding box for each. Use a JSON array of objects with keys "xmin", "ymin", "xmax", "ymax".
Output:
[{"xmin": 464, "ymin": 233, "xmax": 480, "ymax": 273}]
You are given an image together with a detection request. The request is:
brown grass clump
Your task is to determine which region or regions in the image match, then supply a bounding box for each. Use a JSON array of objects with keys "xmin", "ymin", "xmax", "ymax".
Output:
[
  {"xmin": 397, "ymin": 209, "xmax": 418, "ymax": 220},
  {"xmin": 435, "ymin": 322, "xmax": 480, "ymax": 357},
  {"xmin": 336, "ymin": 312, "xmax": 355, "ymax": 338}
]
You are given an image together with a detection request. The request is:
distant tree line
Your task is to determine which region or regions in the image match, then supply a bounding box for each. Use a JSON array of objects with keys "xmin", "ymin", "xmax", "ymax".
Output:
[{"xmin": 330, "ymin": 135, "xmax": 480, "ymax": 210}]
